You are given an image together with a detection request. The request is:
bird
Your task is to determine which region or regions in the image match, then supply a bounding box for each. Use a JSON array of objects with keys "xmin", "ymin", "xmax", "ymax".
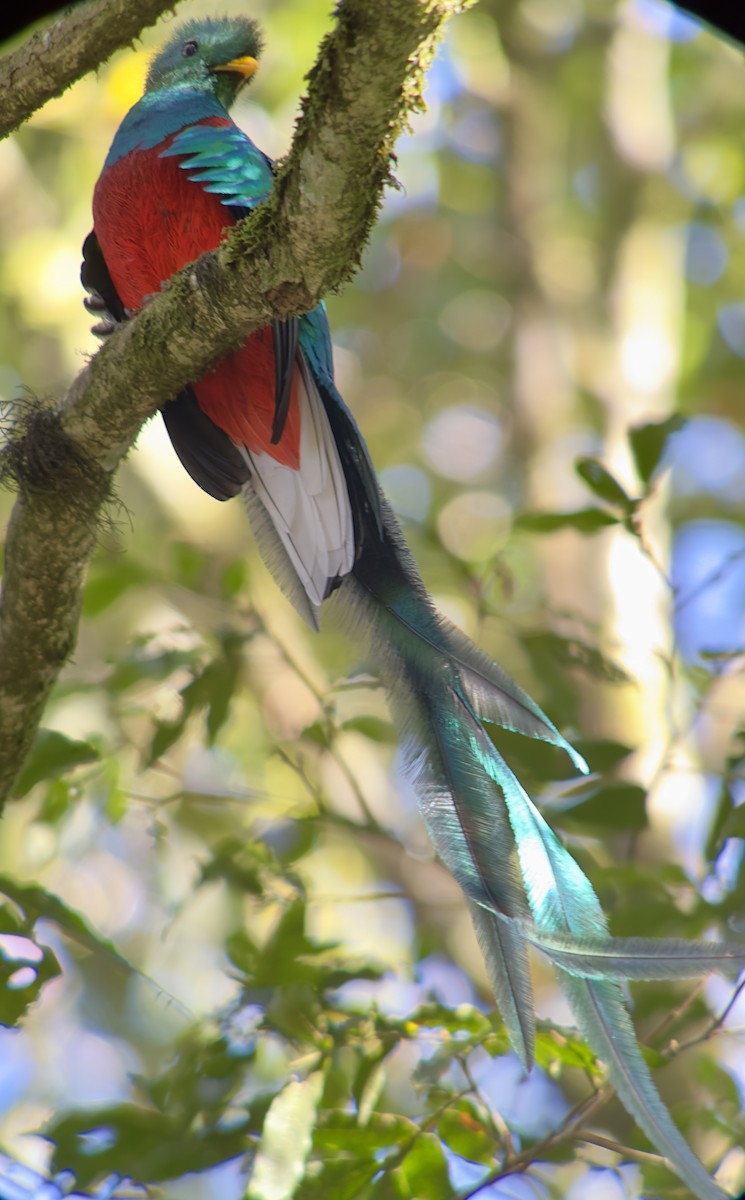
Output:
[{"xmin": 82, "ymin": 17, "xmax": 743, "ymax": 1199}]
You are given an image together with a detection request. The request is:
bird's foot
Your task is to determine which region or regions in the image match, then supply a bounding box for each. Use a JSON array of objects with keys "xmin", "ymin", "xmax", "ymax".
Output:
[{"xmin": 84, "ymin": 290, "xmax": 135, "ymax": 338}]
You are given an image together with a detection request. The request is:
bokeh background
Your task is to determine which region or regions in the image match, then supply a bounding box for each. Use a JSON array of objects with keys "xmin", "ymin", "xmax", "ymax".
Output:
[{"xmin": 1, "ymin": 0, "xmax": 745, "ymax": 1197}]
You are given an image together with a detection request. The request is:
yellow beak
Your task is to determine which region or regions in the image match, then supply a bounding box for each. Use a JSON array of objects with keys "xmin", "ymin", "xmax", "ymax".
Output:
[{"xmin": 214, "ymin": 55, "xmax": 259, "ymax": 80}]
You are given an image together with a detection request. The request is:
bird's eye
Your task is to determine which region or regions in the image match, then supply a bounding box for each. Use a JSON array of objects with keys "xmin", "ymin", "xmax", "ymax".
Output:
[{"xmin": 182, "ymin": 40, "xmax": 199, "ymax": 57}]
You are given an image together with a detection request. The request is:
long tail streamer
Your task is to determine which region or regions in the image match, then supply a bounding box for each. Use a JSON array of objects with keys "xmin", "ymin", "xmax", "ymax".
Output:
[{"xmin": 335, "ymin": 497, "xmax": 741, "ymax": 1200}]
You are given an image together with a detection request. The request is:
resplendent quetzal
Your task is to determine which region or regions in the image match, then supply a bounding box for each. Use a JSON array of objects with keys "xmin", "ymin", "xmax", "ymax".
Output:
[{"xmin": 82, "ymin": 18, "xmax": 743, "ymax": 1198}]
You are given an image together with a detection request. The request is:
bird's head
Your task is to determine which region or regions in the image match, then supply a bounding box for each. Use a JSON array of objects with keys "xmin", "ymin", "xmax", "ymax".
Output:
[{"xmin": 145, "ymin": 17, "xmax": 264, "ymax": 107}]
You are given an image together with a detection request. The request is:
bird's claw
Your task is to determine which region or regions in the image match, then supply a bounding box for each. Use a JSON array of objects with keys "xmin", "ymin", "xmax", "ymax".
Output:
[
  {"xmin": 83, "ymin": 290, "xmax": 111, "ymax": 313},
  {"xmin": 84, "ymin": 289, "xmax": 135, "ymax": 338},
  {"xmin": 90, "ymin": 318, "xmax": 119, "ymax": 337}
]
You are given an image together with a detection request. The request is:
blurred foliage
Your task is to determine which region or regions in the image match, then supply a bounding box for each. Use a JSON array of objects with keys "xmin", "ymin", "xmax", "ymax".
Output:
[{"xmin": 1, "ymin": 0, "xmax": 745, "ymax": 1198}]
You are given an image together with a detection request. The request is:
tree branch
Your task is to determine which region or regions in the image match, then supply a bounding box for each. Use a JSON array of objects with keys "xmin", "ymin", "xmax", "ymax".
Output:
[
  {"xmin": 0, "ymin": 0, "xmax": 466, "ymax": 809},
  {"xmin": 0, "ymin": 0, "xmax": 185, "ymax": 141}
]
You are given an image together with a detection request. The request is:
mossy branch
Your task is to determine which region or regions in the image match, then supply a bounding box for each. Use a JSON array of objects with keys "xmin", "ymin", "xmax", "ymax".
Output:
[{"xmin": 0, "ymin": 0, "xmax": 467, "ymax": 809}]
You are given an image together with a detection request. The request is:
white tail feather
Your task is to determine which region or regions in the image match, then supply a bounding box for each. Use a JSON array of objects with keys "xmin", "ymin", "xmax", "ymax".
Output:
[{"xmin": 239, "ymin": 359, "xmax": 354, "ymax": 619}]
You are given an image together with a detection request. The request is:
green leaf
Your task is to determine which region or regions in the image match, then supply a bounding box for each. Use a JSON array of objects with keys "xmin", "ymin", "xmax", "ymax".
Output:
[
  {"xmin": 721, "ymin": 803, "xmax": 745, "ymax": 840},
  {"xmin": 313, "ymin": 1111, "xmax": 417, "ymax": 1155},
  {"xmin": 552, "ymin": 782, "xmax": 648, "ymax": 832},
  {"xmin": 199, "ymin": 837, "xmax": 282, "ymax": 896},
  {"xmin": 301, "ymin": 720, "xmax": 332, "ymax": 748},
  {"xmin": 0, "ymin": 875, "xmax": 140, "ymax": 981},
  {"xmin": 693, "ymin": 1059, "xmax": 741, "ymax": 1120},
  {"xmin": 341, "ymin": 715, "xmax": 396, "ymax": 743},
  {"xmin": 487, "ymin": 724, "xmax": 581, "ymax": 784},
  {"xmin": 412, "ymin": 1040, "xmax": 466, "ymax": 1087},
  {"xmin": 83, "ymin": 558, "xmax": 153, "ymax": 616},
  {"xmin": 515, "ymin": 507, "xmax": 620, "ymax": 534},
  {"xmin": 699, "ymin": 647, "xmax": 745, "ymax": 663},
  {"xmin": 570, "ymin": 739, "xmax": 634, "ymax": 772},
  {"xmin": 322, "ymin": 1048, "xmax": 355, "ymax": 1110},
  {"xmin": 351, "ymin": 1039, "xmax": 393, "ymax": 1112},
  {"xmin": 394, "ymin": 1133, "xmax": 451, "ymax": 1200},
  {"xmin": 704, "ymin": 781, "xmax": 735, "ymax": 860},
  {"xmin": 575, "ymin": 456, "xmax": 636, "ymax": 510},
  {"xmin": 403, "ymin": 1003, "xmax": 492, "ymax": 1038},
  {"xmin": 225, "ymin": 928, "xmax": 260, "ymax": 976},
  {"xmin": 106, "ymin": 641, "xmax": 201, "ymax": 694},
  {"xmin": 628, "ymin": 415, "xmax": 685, "ymax": 486},
  {"xmin": 295, "ymin": 1159, "xmax": 379, "ymax": 1200},
  {"xmin": 227, "ymin": 900, "xmax": 383, "ymax": 993},
  {"xmin": 640, "ymin": 1043, "xmax": 668, "ymax": 1069},
  {"xmin": 438, "ymin": 1099, "xmax": 498, "ymax": 1165},
  {"xmin": 481, "ymin": 1029, "xmax": 511, "ymax": 1058},
  {"xmin": 247, "ymin": 1073, "xmax": 324, "ymax": 1200},
  {"xmin": 171, "ymin": 540, "xmax": 207, "ymax": 588},
  {"xmin": 103, "ymin": 760, "xmax": 128, "ymax": 824},
  {"xmin": 0, "ymin": 904, "xmax": 60, "ymax": 1026},
  {"xmin": 37, "ymin": 778, "xmax": 74, "ymax": 824},
  {"xmin": 357, "ymin": 1060, "xmax": 387, "ymax": 1125},
  {"xmin": 205, "ymin": 631, "xmax": 245, "ymax": 742},
  {"xmin": 535, "ymin": 1028, "xmax": 598, "ymax": 1074},
  {"xmin": 143, "ymin": 1028, "xmax": 258, "ymax": 1118},
  {"xmin": 47, "ymin": 1103, "xmax": 250, "ymax": 1187},
  {"xmin": 639, "ymin": 1154, "xmax": 700, "ymax": 1198},
  {"xmin": 145, "ymin": 633, "xmax": 245, "ymax": 763},
  {"xmin": 521, "ymin": 631, "xmax": 633, "ymax": 686},
  {"xmin": 593, "ymin": 865, "xmax": 695, "ymax": 942},
  {"xmin": 13, "ymin": 729, "xmax": 99, "ymax": 797},
  {"xmin": 220, "ymin": 558, "xmax": 249, "ymax": 599},
  {"xmin": 148, "ymin": 717, "xmax": 186, "ymax": 764}
]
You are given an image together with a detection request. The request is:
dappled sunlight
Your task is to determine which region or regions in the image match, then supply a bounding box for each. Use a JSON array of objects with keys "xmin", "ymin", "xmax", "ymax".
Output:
[
  {"xmin": 607, "ymin": 7, "xmax": 675, "ymax": 170},
  {"xmin": 437, "ymin": 490, "xmax": 512, "ymax": 562},
  {"xmin": 2, "ymin": 0, "xmax": 745, "ymax": 1195},
  {"xmin": 614, "ymin": 222, "xmax": 683, "ymax": 411}
]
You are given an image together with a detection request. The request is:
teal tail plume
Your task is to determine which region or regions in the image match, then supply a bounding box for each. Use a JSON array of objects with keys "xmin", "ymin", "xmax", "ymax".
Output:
[
  {"xmin": 339, "ymin": 498, "xmax": 741, "ymax": 1200},
  {"xmin": 492, "ymin": 759, "xmax": 735, "ymax": 1200},
  {"xmin": 341, "ymin": 497, "xmax": 585, "ymax": 1067}
]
